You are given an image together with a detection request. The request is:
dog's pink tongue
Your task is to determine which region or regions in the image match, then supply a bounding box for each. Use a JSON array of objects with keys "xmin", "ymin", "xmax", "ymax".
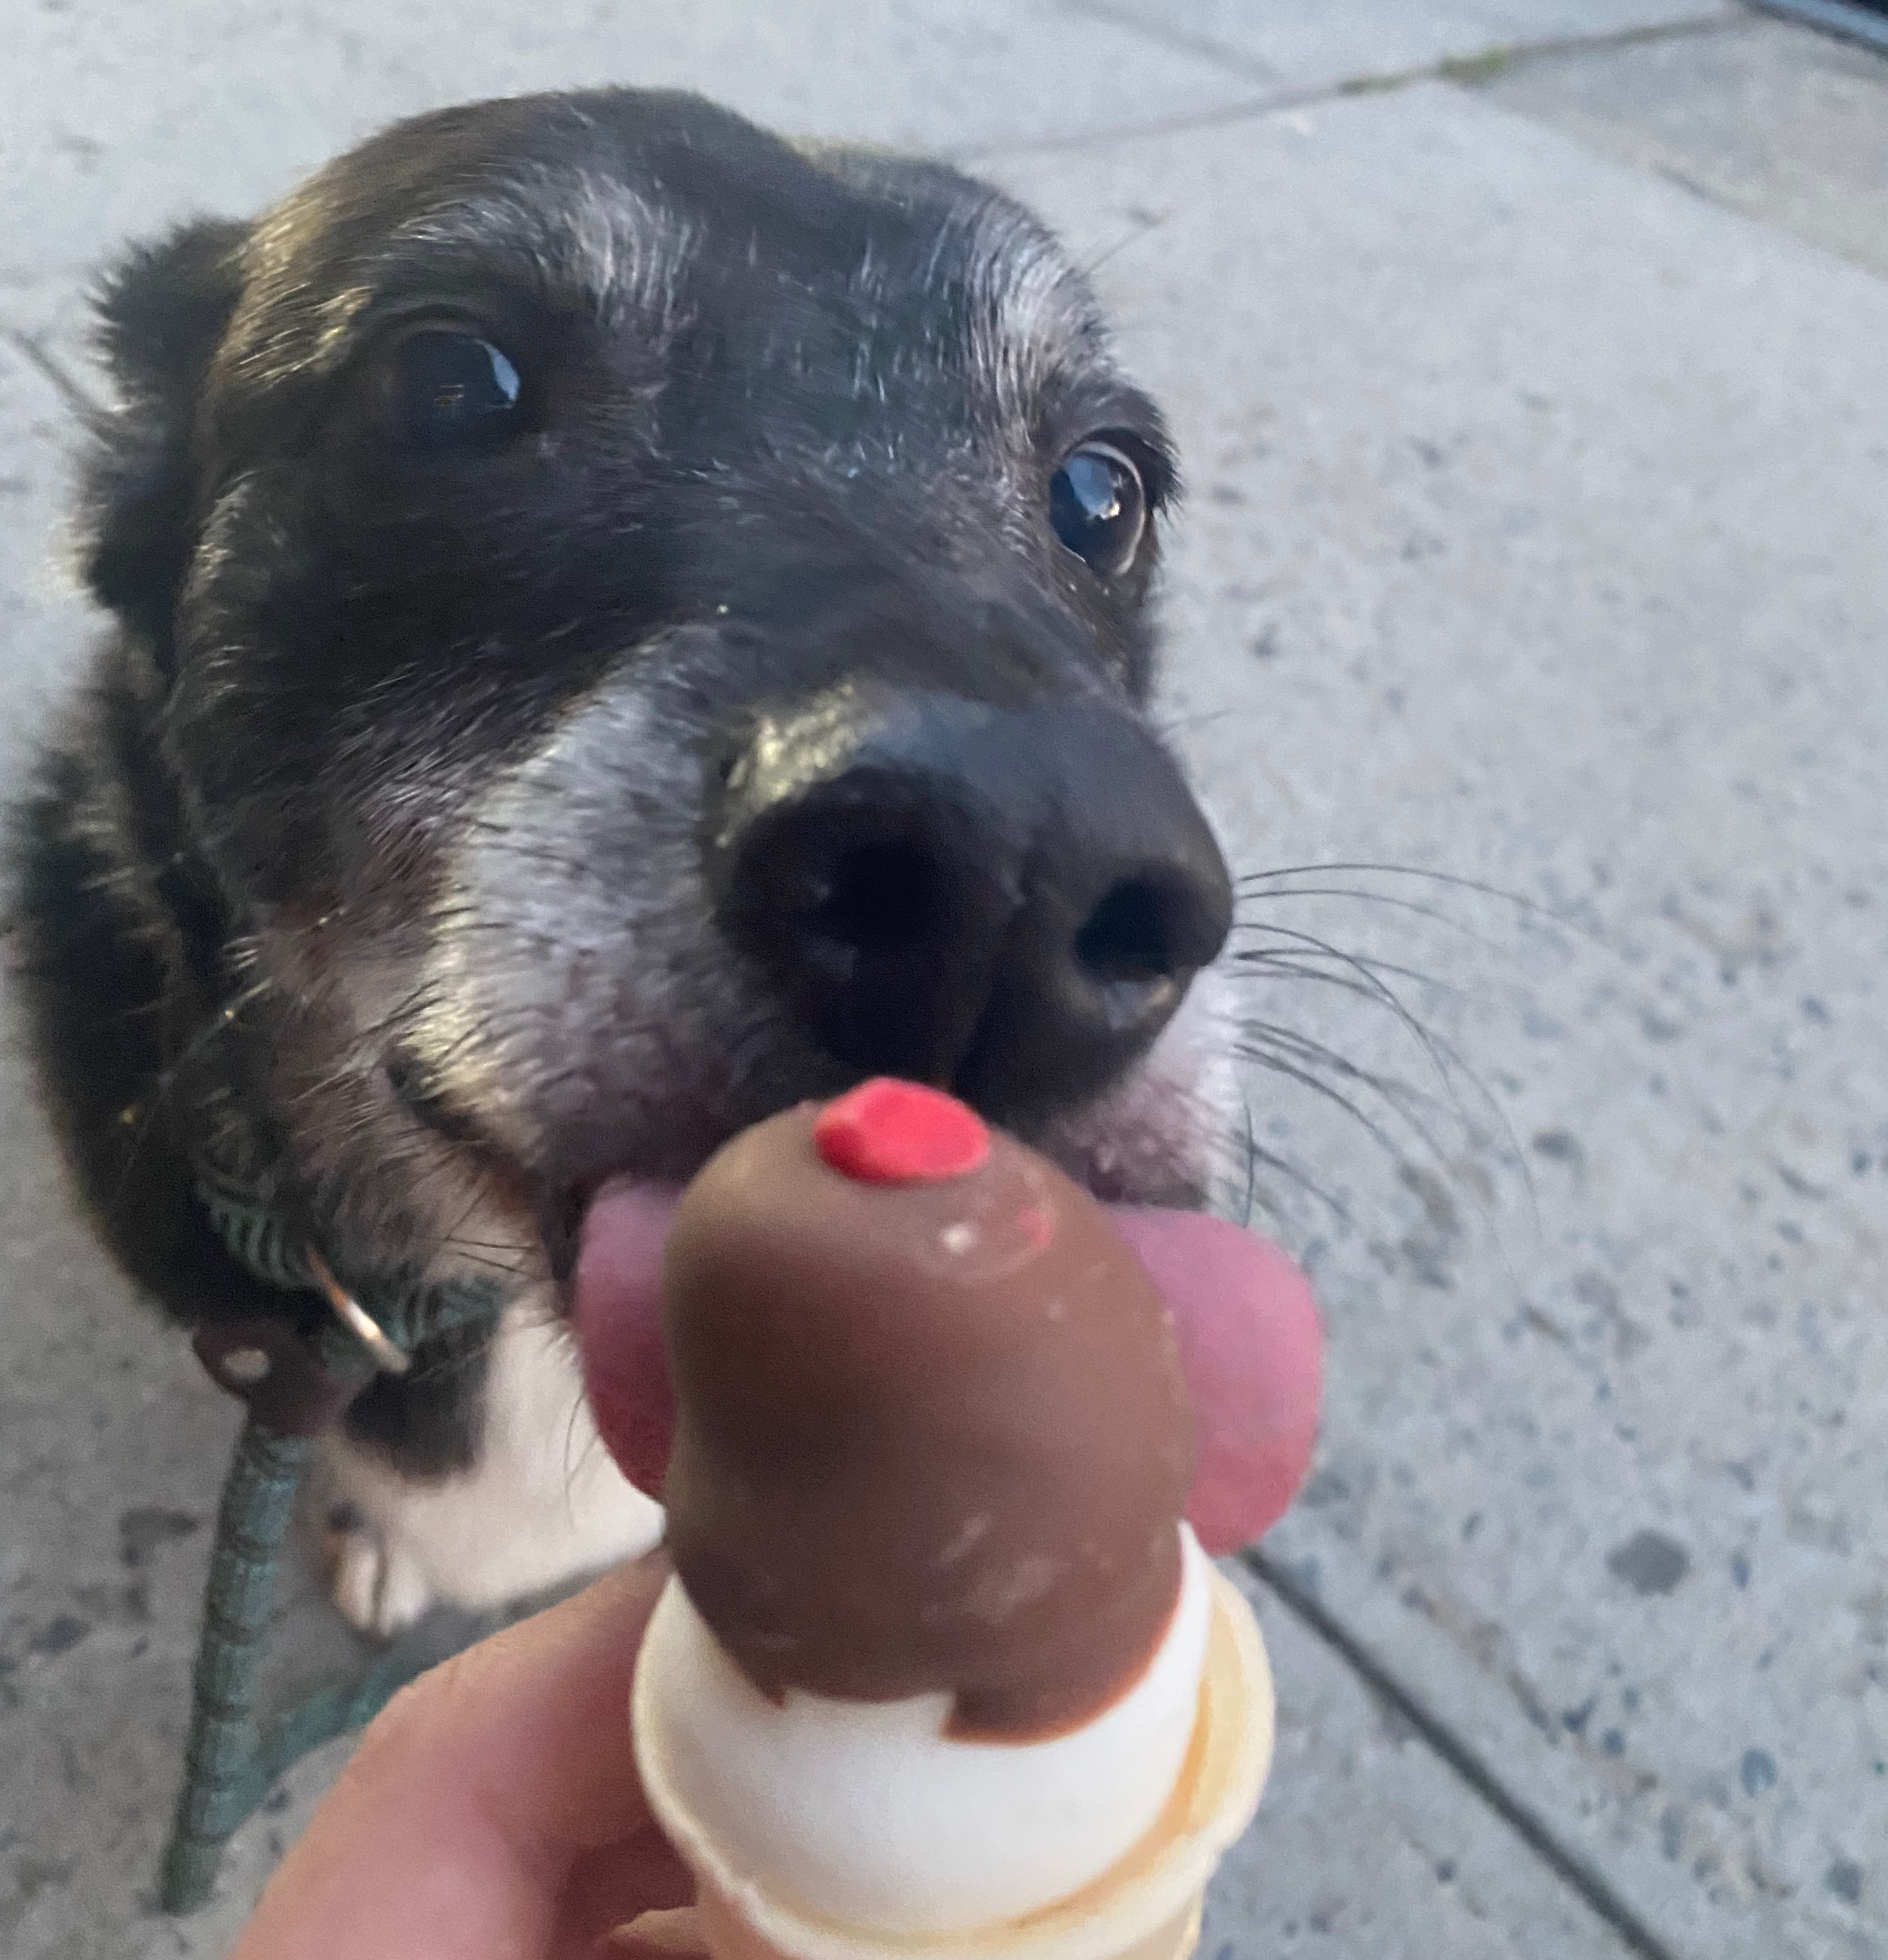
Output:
[
  {"xmin": 1110, "ymin": 1207, "xmax": 1321, "ymax": 1553},
  {"xmin": 573, "ymin": 1181, "xmax": 1321, "ymax": 1556}
]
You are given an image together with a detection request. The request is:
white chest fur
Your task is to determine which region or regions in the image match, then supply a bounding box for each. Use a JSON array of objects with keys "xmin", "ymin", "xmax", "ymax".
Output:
[{"xmin": 321, "ymin": 1294, "xmax": 664, "ymax": 1636}]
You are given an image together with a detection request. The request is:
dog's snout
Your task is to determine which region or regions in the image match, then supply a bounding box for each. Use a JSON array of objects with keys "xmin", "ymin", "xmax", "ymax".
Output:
[{"xmin": 707, "ymin": 687, "xmax": 1232, "ymax": 1119}]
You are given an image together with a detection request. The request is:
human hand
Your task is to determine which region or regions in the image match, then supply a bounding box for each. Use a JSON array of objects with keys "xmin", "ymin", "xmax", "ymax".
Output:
[
  {"xmin": 230, "ymin": 1218, "xmax": 1321, "ymax": 1960},
  {"xmin": 228, "ymin": 1551, "xmax": 692, "ymax": 1960}
]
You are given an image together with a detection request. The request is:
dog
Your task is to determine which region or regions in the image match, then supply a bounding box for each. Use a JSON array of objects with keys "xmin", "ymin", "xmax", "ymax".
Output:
[{"xmin": 14, "ymin": 87, "xmax": 1246, "ymax": 1636}]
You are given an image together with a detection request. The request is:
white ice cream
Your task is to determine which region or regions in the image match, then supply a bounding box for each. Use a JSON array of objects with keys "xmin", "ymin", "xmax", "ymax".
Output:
[{"xmin": 633, "ymin": 1525, "xmax": 1214, "ymax": 1937}]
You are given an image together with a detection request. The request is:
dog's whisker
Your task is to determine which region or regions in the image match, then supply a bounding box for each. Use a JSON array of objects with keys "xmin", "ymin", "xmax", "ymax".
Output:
[
  {"xmin": 436, "ymin": 1245, "xmax": 532, "ymax": 1278},
  {"xmin": 1233, "ymin": 941, "xmax": 1455, "ymax": 1000},
  {"xmin": 1238, "ymin": 885, "xmax": 1513, "ymax": 959},
  {"xmin": 1236, "ymin": 858, "xmax": 1542, "ymax": 908},
  {"xmin": 1239, "ymin": 1017, "xmax": 1462, "ymax": 1131},
  {"xmin": 1226, "ymin": 1106, "xmax": 1355, "ymax": 1229},
  {"xmin": 1232, "ymin": 888, "xmax": 1542, "ymax": 1216},
  {"xmin": 1149, "ymin": 705, "xmax": 1232, "ymax": 742},
  {"xmin": 1232, "ymin": 930, "xmax": 1507, "ymax": 1161},
  {"xmin": 1233, "ymin": 954, "xmax": 1483, "ymax": 1111},
  {"xmin": 1235, "ymin": 1095, "xmax": 1261, "ymax": 1229},
  {"xmin": 1239, "ymin": 1042, "xmax": 1469, "ymax": 1194},
  {"xmin": 1233, "ymin": 1037, "xmax": 1429, "ymax": 1166},
  {"xmin": 1229, "ymin": 916, "xmax": 1476, "ymax": 1091},
  {"xmin": 105, "ymin": 977, "xmax": 276, "ymax": 1209},
  {"xmin": 1233, "ymin": 951, "xmax": 1529, "ymax": 1220},
  {"xmin": 1229, "ymin": 919, "xmax": 1438, "ymax": 1034}
]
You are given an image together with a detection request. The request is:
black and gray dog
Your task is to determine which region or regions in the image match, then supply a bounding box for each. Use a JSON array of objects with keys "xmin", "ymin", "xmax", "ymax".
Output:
[{"xmin": 16, "ymin": 89, "xmax": 1245, "ymax": 1632}]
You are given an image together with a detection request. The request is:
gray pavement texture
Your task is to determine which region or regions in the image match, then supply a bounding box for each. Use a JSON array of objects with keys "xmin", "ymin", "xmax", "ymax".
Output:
[
  {"xmin": 1478, "ymin": 11, "xmax": 1888, "ymax": 278},
  {"xmin": 3, "ymin": 4, "xmax": 1885, "ymax": 1958}
]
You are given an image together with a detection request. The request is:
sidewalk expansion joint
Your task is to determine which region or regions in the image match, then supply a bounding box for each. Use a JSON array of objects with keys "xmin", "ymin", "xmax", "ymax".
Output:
[
  {"xmin": 955, "ymin": 10, "xmax": 1747, "ymax": 163},
  {"xmin": 4, "ymin": 327, "xmax": 106, "ymax": 424},
  {"xmin": 1243, "ymin": 1546, "xmax": 1691, "ymax": 1960}
]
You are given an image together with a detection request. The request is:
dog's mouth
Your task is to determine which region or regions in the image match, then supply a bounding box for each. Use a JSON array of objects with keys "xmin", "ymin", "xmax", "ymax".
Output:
[
  {"xmin": 568, "ymin": 1171, "xmax": 1321, "ymax": 1558},
  {"xmin": 390, "ymin": 985, "xmax": 1318, "ymax": 1551}
]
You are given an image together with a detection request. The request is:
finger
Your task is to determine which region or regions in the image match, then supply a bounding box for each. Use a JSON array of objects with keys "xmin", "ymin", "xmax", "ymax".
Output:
[
  {"xmin": 230, "ymin": 1553, "xmax": 671, "ymax": 1960},
  {"xmin": 604, "ymin": 1905, "xmax": 707, "ymax": 1956},
  {"xmin": 553, "ymin": 1822, "xmax": 695, "ymax": 1959}
]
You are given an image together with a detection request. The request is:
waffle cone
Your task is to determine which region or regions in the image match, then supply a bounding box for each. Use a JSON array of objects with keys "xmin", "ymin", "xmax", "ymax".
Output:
[{"xmin": 629, "ymin": 1565, "xmax": 1273, "ymax": 1960}]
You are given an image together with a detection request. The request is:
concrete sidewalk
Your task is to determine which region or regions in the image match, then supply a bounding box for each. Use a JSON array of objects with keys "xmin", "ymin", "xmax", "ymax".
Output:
[{"xmin": 3, "ymin": 6, "xmax": 1884, "ymax": 1957}]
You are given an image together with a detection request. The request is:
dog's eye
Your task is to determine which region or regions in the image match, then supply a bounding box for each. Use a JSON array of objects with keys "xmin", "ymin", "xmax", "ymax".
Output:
[
  {"xmin": 381, "ymin": 329, "xmax": 524, "ymax": 452},
  {"xmin": 1049, "ymin": 441, "xmax": 1147, "ymax": 579}
]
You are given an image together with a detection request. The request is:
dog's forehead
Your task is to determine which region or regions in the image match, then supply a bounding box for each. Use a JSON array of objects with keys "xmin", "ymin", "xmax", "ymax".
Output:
[{"xmin": 221, "ymin": 90, "xmax": 1113, "ymax": 415}]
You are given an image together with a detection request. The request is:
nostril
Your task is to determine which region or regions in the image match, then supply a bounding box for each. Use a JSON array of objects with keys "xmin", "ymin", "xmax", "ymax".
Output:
[
  {"xmin": 808, "ymin": 842, "xmax": 938, "ymax": 952},
  {"xmin": 709, "ymin": 688, "xmax": 1232, "ymax": 1115},
  {"xmin": 1074, "ymin": 878, "xmax": 1179, "ymax": 984}
]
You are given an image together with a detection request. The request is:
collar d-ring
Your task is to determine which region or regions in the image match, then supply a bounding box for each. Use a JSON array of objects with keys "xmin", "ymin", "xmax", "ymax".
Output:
[{"xmin": 305, "ymin": 1247, "xmax": 412, "ymax": 1375}]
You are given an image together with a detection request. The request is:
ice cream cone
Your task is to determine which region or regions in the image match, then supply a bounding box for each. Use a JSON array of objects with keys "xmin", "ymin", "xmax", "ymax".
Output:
[{"xmin": 631, "ymin": 1563, "xmax": 1274, "ymax": 1960}]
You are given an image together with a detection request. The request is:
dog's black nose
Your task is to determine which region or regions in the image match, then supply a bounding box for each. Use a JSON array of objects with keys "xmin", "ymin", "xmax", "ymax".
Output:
[{"xmin": 707, "ymin": 686, "xmax": 1233, "ymax": 1119}]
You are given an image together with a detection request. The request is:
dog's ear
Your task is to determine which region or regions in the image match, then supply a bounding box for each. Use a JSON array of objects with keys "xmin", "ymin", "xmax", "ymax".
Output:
[{"xmin": 82, "ymin": 218, "xmax": 249, "ymax": 661}]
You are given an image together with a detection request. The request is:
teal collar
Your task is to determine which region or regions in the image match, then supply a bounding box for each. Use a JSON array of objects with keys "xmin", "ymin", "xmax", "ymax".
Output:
[{"xmin": 159, "ymin": 1177, "xmax": 504, "ymax": 1912}]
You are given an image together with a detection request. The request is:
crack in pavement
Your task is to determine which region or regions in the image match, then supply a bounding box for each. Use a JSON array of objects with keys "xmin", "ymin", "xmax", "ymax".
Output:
[
  {"xmin": 2, "ymin": 327, "xmax": 105, "ymax": 424},
  {"xmin": 954, "ymin": 9, "xmax": 1747, "ymax": 161},
  {"xmin": 1246, "ymin": 1546, "xmax": 1690, "ymax": 1960}
]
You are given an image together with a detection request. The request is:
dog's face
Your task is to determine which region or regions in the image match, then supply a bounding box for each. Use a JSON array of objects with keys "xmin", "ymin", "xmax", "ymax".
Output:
[{"xmin": 86, "ymin": 89, "xmax": 1236, "ymax": 1290}]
